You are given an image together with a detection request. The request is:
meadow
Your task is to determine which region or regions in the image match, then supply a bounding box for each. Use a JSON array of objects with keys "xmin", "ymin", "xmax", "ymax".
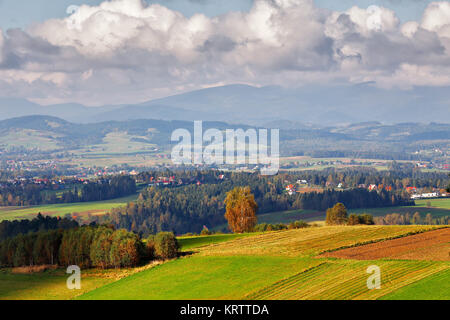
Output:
[
  {"xmin": 78, "ymin": 225, "xmax": 448, "ymax": 300},
  {"xmin": 0, "ymin": 269, "xmax": 113, "ymax": 300},
  {"xmin": 250, "ymin": 197, "xmax": 450, "ymax": 227},
  {"xmin": 379, "ymin": 268, "xmax": 450, "ymax": 300},
  {"xmin": 178, "ymin": 233, "xmax": 257, "ymax": 251},
  {"xmin": 1, "ymin": 225, "xmax": 448, "ymax": 300},
  {"xmin": 349, "ymin": 198, "xmax": 450, "ymax": 218},
  {"xmin": 0, "ymin": 193, "xmax": 138, "ymax": 221}
]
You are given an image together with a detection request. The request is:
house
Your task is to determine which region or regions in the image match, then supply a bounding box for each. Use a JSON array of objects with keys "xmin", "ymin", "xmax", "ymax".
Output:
[
  {"xmin": 406, "ymin": 187, "xmax": 418, "ymax": 193},
  {"xmin": 285, "ymin": 184, "xmax": 296, "ymax": 195},
  {"xmin": 337, "ymin": 183, "xmax": 344, "ymax": 189},
  {"xmin": 297, "ymin": 180, "xmax": 308, "ymax": 185},
  {"xmin": 368, "ymin": 184, "xmax": 378, "ymax": 191}
]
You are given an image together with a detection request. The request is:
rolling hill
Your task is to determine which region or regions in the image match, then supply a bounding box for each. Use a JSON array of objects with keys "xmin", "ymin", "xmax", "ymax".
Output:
[{"xmin": 0, "ymin": 115, "xmax": 448, "ymax": 160}]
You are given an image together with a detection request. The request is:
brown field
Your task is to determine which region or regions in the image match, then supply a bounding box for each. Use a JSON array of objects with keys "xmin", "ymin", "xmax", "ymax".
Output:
[
  {"xmin": 321, "ymin": 228, "xmax": 450, "ymax": 261},
  {"xmin": 296, "ymin": 187, "xmax": 324, "ymax": 194}
]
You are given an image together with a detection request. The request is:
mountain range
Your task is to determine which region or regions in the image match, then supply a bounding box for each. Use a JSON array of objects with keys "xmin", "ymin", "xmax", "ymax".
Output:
[{"xmin": 0, "ymin": 84, "xmax": 449, "ymax": 126}]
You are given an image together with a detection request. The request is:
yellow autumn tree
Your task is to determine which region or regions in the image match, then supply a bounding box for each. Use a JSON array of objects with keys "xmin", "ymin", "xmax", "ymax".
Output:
[{"xmin": 224, "ymin": 187, "xmax": 258, "ymax": 233}]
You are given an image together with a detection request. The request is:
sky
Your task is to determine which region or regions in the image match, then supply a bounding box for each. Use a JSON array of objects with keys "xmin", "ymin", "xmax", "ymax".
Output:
[
  {"xmin": 0, "ymin": 0, "xmax": 449, "ymax": 105},
  {"xmin": 0, "ymin": 0, "xmax": 436, "ymax": 30}
]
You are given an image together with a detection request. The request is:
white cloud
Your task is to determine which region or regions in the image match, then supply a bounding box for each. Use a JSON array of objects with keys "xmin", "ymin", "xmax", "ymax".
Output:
[
  {"xmin": 421, "ymin": 1, "xmax": 450, "ymax": 35},
  {"xmin": 0, "ymin": 29, "xmax": 4, "ymax": 64},
  {"xmin": 0, "ymin": 0, "xmax": 450, "ymax": 105}
]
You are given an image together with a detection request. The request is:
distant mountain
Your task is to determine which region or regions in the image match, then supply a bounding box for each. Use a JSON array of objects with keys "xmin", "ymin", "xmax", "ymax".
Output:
[
  {"xmin": 0, "ymin": 83, "xmax": 449, "ymax": 125},
  {"xmin": 0, "ymin": 98, "xmax": 118, "ymax": 123},
  {"xmin": 90, "ymin": 104, "xmax": 220, "ymax": 122}
]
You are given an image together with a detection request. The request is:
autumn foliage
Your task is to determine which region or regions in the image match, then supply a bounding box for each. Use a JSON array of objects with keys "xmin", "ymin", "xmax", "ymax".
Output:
[
  {"xmin": 224, "ymin": 187, "xmax": 258, "ymax": 233},
  {"xmin": 326, "ymin": 203, "xmax": 348, "ymax": 225}
]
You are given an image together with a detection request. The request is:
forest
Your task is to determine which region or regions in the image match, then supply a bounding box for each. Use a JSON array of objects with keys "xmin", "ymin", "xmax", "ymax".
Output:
[
  {"xmin": 0, "ymin": 214, "xmax": 79, "ymax": 241},
  {"xmin": 0, "ymin": 175, "xmax": 136, "ymax": 206},
  {"xmin": 94, "ymin": 170, "xmax": 418, "ymax": 235}
]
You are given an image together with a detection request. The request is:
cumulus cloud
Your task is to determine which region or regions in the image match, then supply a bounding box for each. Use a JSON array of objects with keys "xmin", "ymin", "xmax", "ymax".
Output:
[{"xmin": 0, "ymin": 0, "xmax": 450, "ymax": 104}]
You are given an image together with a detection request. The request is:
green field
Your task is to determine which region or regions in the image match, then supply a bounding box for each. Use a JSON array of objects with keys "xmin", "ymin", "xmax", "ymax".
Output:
[
  {"xmin": 349, "ymin": 198, "xmax": 450, "ymax": 219},
  {"xmin": 78, "ymin": 256, "xmax": 319, "ymax": 300},
  {"xmin": 178, "ymin": 234, "xmax": 256, "ymax": 251},
  {"xmin": 250, "ymin": 198, "xmax": 450, "ymax": 227},
  {"xmin": 379, "ymin": 268, "xmax": 450, "ymax": 300},
  {"xmin": 0, "ymin": 193, "xmax": 138, "ymax": 221},
  {"xmin": 78, "ymin": 225, "xmax": 448, "ymax": 300},
  {"xmin": 1, "ymin": 225, "xmax": 448, "ymax": 300},
  {"xmin": 0, "ymin": 269, "xmax": 113, "ymax": 300}
]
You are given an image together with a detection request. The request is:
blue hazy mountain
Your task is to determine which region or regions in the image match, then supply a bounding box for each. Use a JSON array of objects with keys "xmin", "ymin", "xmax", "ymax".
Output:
[{"xmin": 0, "ymin": 83, "xmax": 449, "ymax": 125}]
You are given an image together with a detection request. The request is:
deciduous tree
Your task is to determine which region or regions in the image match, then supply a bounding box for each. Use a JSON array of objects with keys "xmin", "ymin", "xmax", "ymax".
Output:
[{"xmin": 224, "ymin": 187, "xmax": 258, "ymax": 233}]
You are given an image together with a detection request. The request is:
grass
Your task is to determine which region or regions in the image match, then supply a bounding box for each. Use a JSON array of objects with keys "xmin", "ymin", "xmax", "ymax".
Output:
[
  {"xmin": 257, "ymin": 209, "xmax": 321, "ymax": 224},
  {"xmin": 2, "ymin": 225, "xmax": 448, "ymax": 300},
  {"xmin": 0, "ymin": 193, "xmax": 138, "ymax": 221},
  {"xmin": 379, "ymin": 268, "xmax": 450, "ymax": 300},
  {"xmin": 0, "ymin": 129, "xmax": 61, "ymax": 151},
  {"xmin": 77, "ymin": 225, "xmax": 448, "ymax": 300},
  {"xmin": 0, "ymin": 269, "xmax": 113, "ymax": 300},
  {"xmin": 349, "ymin": 198, "xmax": 450, "ymax": 219},
  {"xmin": 78, "ymin": 256, "xmax": 320, "ymax": 300},
  {"xmin": 247, "ymin": 260, "xmax": 449, "ymax": 300},
  {"xmin": 200, "ymin": 225, "xmax": 438, "ymax": 258},
  {"xmin": 177, "ymin": 234, "xmax": 257, "ymax": 251},
  {"xmin": 415, "ymin": 198, "xmax": 450, "ymax": 209}
]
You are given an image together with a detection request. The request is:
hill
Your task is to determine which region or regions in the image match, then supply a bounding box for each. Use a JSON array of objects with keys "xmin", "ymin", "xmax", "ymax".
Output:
[
  {"xmin": 0, "ymin": 115, "xmax": 448, "ymax": 160},
  {"xmin": 77, "ymin": 225, "xmax": 448, "ymax": 300},
  {"xmin": 1, "ymin": 225, "xmax": 448, "ymax": 300}
]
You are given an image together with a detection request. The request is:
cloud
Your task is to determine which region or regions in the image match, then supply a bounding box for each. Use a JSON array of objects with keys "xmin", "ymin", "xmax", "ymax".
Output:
[
  {"xmin": 421, "ymin": 1, "xmax": 450, "ymax": 37},
  {"xmin": 0, "ymin": 29, "xmax": 4, "ymax": 64},
  {"xmin": 0, "ymin": 0, "xmax": 450, "ymax": 105}
]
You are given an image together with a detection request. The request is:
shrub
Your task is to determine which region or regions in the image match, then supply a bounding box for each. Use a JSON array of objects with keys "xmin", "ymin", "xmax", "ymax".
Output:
[
  {"xmin": 109, "ymin": 230, "xmax": 141, "ymax": 268},
  {"xmin": 326, "ymin": 203, "xmax": 348, "ymax": 225},
  {"xmin": 201, "ymin": 227, "xmax": 212, "ymax": 236},
  {"xmin": 359, "ymin": 214, "xmax": 374, "ymax": 225},
  {"xmin": 154, "ymin": 232, "xmax": 179, "ymax": 260},
  {"xmin": 146, "ymin": 235, "xmax": 156, "ymax": 260},
  {"xmin": 348, "ymin": 214, "xmax": 360, "ymax": 225},
  {"xmin": 293, "ymin": 221, "xmax": 309, "ymax": 229}
]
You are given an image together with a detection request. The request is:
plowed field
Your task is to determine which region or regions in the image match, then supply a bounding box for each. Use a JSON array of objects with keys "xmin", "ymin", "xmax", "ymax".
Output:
[{"xmin": 321, "ymin": 228, "xmax": 450, "ymax": 261}]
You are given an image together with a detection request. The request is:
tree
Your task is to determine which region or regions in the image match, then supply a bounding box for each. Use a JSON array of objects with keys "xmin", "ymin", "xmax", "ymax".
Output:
[
  {"xmin": 347, "ymin": 214, "xmax": 360, "ymax": 225},
  {"xmin": 425, "ymin": 213, "xmax": 433, "ymax": 225},
  {"xmin": 412, "ymin": 212, "xmax": 422, "ymax": 225},
  {"xmin": 154, "ymin": 232, "xmax": 179, "ymax": 260},
  {"xmin": 224, "ymin": 187, "xmax": 258, "ymax": 233},
  {"xmin": 326, "ymin": 203, "xmax": 348, "ymax": 225}
]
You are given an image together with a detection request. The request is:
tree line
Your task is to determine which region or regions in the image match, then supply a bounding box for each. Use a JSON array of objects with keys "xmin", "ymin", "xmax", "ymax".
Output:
[
  {"xmin": 0, "ymin": 175, "xmax": 136, "ymax": 206},
  {"xmin": 0, "ymin": 214, "xmax": 78, "ymax": 241},
  {"xmin": 374, "ymin": 212, "xmax": 449, "ymax": 226},
  {"xmin": 90, "ymin": 171, "xmax": 413, "ymax": 236},
  {"xmin": 0, "ymin": 225, "xmax": 179, "ymax": 269}
]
